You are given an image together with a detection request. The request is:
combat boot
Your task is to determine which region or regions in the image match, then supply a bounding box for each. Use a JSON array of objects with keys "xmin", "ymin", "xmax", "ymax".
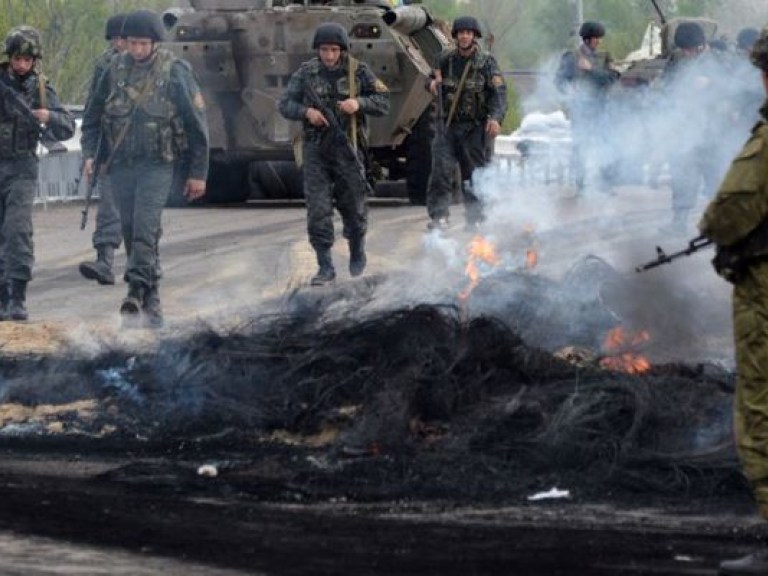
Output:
[
  {"xmin": 8, "ymin": 279, "xmax": 28, "ymax": 321},
  {"xmin": 310, "ymin": 248, "xmax": 336, "ymax": 287},
  {"xmin": 720, "ymin": 549, "xmax": 768, "ymax": 575},
  {"xmin": 120, "ymin": 282, "xmax": 145, "ymax": 328},
  {"xmin": 79, "ymin": 245, "xmax": 116, "ymax": 285},
  {"xmin": 142, "ymin": 285, "xmax": 164, "ymax": 329},
  {"xmin": 349, "ymin": 237, "xmax": 367, "ymax": 277}
]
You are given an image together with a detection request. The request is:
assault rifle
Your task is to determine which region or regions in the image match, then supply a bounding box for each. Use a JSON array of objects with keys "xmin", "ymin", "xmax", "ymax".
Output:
[
  {"xmin": 305, "ymin": 83, "xmax": 375, "ymax": 197},
  {"xmin": 0, "ymin": 77, "xmax": 42, "ymax": 132},
  {"xmin": 79, "ymin": 135, "xmax": 105, "ymax": 230},
  {"xmin": 635, "ymin": 235, "xmax": 713, "ymax": 273}
]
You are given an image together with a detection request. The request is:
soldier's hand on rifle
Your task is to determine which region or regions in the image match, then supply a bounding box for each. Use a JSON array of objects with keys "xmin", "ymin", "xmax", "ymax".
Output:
[
  {"xmin": 428, "ymin": 79, "xmax": 442, "ymax": 96},
  {"xmin": 338, "ymin": 98, "xmax": 360, "ymax": 115},
  {"xmin": 486, "ymin": 119, "xmax": 501, "ymax": 138},
  {"xmin": 84, "ymin": 158, "xmax": 95, "ymax": 183},
  {"xmin": 32, "ymin": 108, "xmax": 49, "ymax": 124},
  {"xmin": 184, "ymin": 178, "xmax": 206, "ymax": 201},
  {"xmin": 305, "ymin": 107, "xmax": 329, "ymax": 127}
]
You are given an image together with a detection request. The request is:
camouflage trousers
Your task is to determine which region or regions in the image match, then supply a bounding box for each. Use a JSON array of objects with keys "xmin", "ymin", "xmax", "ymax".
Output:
[
  {"xmin": 91, "ymin": 176, "xmax": 122, "ymax": 249},
  {"xmin": 426, "ymin": 121, "xmax": 489, "ymax": 224},
  {"xmin": 733, "ymin": 260, "xmax": 768, "ymax": 518},
  {"xmin": 302, "ymin": 140, "xmax": 368, "ymax": 251},
  {"xmin": 0, "ymin": 157, "xmax": 37, "ymax": 282},
  {"xmin": 109, "ymin": 162, "xmax": 172, "ymax": 288}
]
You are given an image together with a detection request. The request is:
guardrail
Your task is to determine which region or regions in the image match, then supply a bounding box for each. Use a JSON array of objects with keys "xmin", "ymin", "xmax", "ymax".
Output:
[{"xmin": 36, "ymin": 149, "xmax": 84, "ymax": 204}]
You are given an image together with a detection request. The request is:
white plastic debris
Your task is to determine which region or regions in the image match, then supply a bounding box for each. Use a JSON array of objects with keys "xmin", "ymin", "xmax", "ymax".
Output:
[
  {"xmin": 197, "ymin": 464, "xmax": 218, "ymax": 478},
  {"xmin": 527, "ymin": 487, "xmax": 570, "ymax": 501}
]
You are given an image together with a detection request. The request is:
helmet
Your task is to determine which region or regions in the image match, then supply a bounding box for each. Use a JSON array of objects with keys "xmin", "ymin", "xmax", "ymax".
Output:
[
  {"xmin": 451, "ymin": 16, "xmax": 482, "ymax": 38},
  {"xmin": 105, "ymin": 13, "xmax": 128, "ymax": 40},
  {"xmin": 579, "ymin": 21, "xmax": 606, "ymax": 40},
  {"xmin": 123, "ymin": 9, "xmax": 165, "ymax": 42},
  {"xmin": 4, "ymin": 25, "xmax": 42, "ymax": 59},
  {"xmin": 674, "ymin": 22, "xmax": 706, "ymax": 50},
  {"xmin": 750, "ymin": 25, "xmax": 768, "ymax": 71},
  {"xmin": 312, "ymin": 23, "xmax": 350, "ymax": 50},
  {"xmin": 737, "ymin": 27, "xmax": 760, "ymax": 51}
]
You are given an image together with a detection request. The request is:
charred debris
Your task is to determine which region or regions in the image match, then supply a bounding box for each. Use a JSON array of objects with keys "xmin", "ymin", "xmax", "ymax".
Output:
[{"xmin": 0, "ymin": 258, "xmax": 742, "ymax": 506}]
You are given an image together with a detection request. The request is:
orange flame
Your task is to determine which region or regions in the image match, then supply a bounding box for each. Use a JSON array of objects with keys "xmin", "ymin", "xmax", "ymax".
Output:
[
  {"xmin": 459, "ymin": 235, "xmax": 500, "ymax": 301},
  {"xmin": 599, "ymin": 326, "xmax": 652, "ymax": 374},
  {"xmin": 523, "ymin": 224, "xmax": 538, "ymax": 270}
]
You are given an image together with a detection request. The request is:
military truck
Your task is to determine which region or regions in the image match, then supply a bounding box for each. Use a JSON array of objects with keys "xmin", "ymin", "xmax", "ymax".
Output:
[{"xmin": 161, "ymin": 0, "xmax": 451, "ymax": 205}]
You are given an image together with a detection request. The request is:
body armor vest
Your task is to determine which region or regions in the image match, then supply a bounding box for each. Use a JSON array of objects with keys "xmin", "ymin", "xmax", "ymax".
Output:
[
  {"xmin": 103, "ymin": 49, "xmax": 186, "ymax": 163},
  {"xmin": 442, "ymin": 49, "xmax": 490, "ymax": 122},
  {"xmin": 0, "ymin": 68, "xmax": 41, "ymax": 158}
]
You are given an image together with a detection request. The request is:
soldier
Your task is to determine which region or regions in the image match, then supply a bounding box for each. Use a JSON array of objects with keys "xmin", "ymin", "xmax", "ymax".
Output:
[
  {"xmin": 81, "ymin": 9, "xmax": 209, "ymax": 328},
  {"xmin": 0, "ymin": 26, "xmax": 74, "ymax": 321},
  {"xmin": 278, "ymin": 22, "xmax": 390, "ymax": 286},
  {"xmin": 555, "ymin": 21, "xmax": 620, "ymax": 196},
  {"xmin": 699, "ymin": 25, "xmax": 768, "ymax": 576},
  {"xmin": 78, "ymin": 13, "xmax": 128, "ymax": 286},
  {"xmin": 426, "ymin": 16, "xmax": 507, "ymax": 231}
]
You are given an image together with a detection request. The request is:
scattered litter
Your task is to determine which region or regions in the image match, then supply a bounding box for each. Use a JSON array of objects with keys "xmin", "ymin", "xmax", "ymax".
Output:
[
  {"xmin": 197, "ymin": 464, "xmax": 218, "ymax": 478},
  {"xmin": 527, "ymin": 487, "xmax": 570, "ymax": 501}
]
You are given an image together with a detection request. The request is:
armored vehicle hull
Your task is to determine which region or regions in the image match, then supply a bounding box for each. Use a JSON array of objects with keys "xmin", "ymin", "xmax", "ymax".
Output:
[{"xmin": 162, "ymin": 0, "xmax": 451, "ymax": 204}]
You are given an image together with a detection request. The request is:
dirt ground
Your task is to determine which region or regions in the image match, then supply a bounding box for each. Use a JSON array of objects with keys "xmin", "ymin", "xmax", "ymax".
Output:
[{"xmin": 0, "ymin": 183, "xmax": 753, "ymax": 575}]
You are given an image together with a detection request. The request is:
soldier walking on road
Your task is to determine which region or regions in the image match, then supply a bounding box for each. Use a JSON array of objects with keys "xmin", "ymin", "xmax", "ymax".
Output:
[
  {"xmin": 699, "ymin": 25, "xmax": 768, "ymax": 576},
  {"xmin": 0, "ymin": 26, "xmax": 74, "ymax": 321},
  {"xmin": 81, "ymin": 9, "xmax": 209, "ymax": 328},
  {"xmin": 426, "ymin": 16, "xmax": 507, "ymax": 232},
  {"xmin": 78, "ymin": 13, "xmax": 128, "ymax": 286},
  {"xmin": 278, "ymin": 22, "xmax": 390, "ymax": 286}
]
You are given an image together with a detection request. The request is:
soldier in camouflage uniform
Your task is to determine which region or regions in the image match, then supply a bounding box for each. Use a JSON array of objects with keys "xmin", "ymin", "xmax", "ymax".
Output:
[
  {"xmin": 78, "ymin": 13, "xmax": 127, "ymax": 286},
  {"xmin": 0, "ymin": 26, "xmax": 74, "ymax": 321},
  {"xmin": 81, "ymin": 9, "xmax": 209, "ymax": 328},
  {"xmin": 278, "ymin": 22, "xmax": 390, "ymax": 286},
  {"xmin": 700, "ymin": 25, "xmax": 768, "ymax": 576},
  {"xmin": 426, "ymin": 16, "xmax": 507, "ymax": 231},
  {"xmin": 555, "ymin": 21, "xmax": 620, "ymax": 196}
]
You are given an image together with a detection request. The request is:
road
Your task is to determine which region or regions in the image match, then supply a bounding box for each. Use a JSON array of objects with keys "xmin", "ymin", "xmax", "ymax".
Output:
[{"xmin": 0, "ymin": 180, "xmax": 746, "ymax": 575}]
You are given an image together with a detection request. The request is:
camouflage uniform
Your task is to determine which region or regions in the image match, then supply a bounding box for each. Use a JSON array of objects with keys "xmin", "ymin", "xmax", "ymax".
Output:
[
  {"xmin": 81, "ymin": 48, "xmax": 209, "ymax": 325},
  {"xmin": 556, "ymin": 42, "xmax": 619, "ymax": 193},
  {"xmin": 428, "ymin": 44, "xmax": 507, "ymax": 226},
  {"xmin": 0, "ymin": 29, "xmax": 74, "ymax": 320},
  {"xmin": 278, "ymin": 52, "xmax": 389, "ymax": 281}
]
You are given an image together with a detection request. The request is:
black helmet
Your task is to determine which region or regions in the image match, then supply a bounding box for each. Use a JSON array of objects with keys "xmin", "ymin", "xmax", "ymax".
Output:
[
  {"xmin": 751, "ymin": 25, "xmax": 768, "ymax": 71},
  {"xmin": 312, "ymin": 23, "xmax": 350, "ymax": 50},
  {"xmin": 451, "ymin": 16, "xmax": 482, "ymax": 39},
  {"xmin": 674, "ymin": 22, "xmax": 706, "ymax": 50},
  {"xmin": 123, "ymin": 9, "xmax": 165, "ymax": 42},
  {"xmin": 4, "ymin": 25, "xmax": 42, "ymax": 59},
  {"xmin": 737, "ymin": 27, "xmax": 760, "ymax": 51},
  {"xmin": 579, "ymin": 21, "xmax": 606, "ymax": 40},
  {"xmin": 105, "ymin": 13, "xmax": 128, "ymax": 40}
]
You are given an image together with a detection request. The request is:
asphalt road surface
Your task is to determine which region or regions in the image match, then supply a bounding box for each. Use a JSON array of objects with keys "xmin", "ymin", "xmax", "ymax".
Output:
[{"xmin": 0, "ymin": 182, "xmax": 748, "ymax": 575}]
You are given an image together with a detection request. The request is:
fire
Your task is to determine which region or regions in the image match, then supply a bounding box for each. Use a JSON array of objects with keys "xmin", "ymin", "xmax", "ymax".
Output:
[
  {"xmin": 599, "ymin": 326, "xmax": 651, "ymax": 374},
  {"xmin": 523, "ymin": 224, "xmax": 538, "ymax": 271},
  {"xmin": 459, "ymin": 235, "xmax": 500, "ymax": 301}
]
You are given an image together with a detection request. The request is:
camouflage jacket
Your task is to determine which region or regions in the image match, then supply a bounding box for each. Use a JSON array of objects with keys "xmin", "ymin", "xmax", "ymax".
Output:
[
  {"xmin": 436, "ymin": 44, "xmax": 507, "ymax": 124},
  {"xmin": 699, "ymin": 102, "xmax": 768, "ymax": 258},
  {"xmin": 86, "ymin": 46, "xmax": 120, "ymax": 105},
  {"xmin": 556, "ymin": 43, "xmax": 619, "ymax": 97},
  {"xmin": 278, "ymin": 54, "xmax": 390, "ymax": 144},
  {"xmin": 0, "ymin": 64, "xmax": 74, "ymax": 158},
  {"xmin": 81, "ymin": 48, "xmax": 209, "ymax": 181}
]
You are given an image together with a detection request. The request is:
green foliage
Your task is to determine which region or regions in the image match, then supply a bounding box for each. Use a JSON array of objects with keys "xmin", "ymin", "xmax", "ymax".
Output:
[{"xmin": 0, "ymin": 0, "xmax": 172, "ymax": 104}]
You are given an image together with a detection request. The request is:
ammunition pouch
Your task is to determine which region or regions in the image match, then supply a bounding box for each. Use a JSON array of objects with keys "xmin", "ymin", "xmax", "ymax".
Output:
[
  {"xmin": 712, "ymin": 246, "xmax": 749, "ymax": 284},
  {"xmin": 0, "ymin": 117, "xmax": 38, "ymax": 158}
]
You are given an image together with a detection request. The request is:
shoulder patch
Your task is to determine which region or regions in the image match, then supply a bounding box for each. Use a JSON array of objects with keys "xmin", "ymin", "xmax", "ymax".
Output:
[
  {"xmin": 193, "ymin": 92, "xmax": 206, "ymax": 110},
  {"xmin": 374, "ymin": 78, "xmax": 389, "ymax": 93}
]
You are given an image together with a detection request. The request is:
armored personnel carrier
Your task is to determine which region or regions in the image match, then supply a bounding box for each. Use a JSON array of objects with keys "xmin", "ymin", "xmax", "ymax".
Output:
[{"xmin": 161, "ymin": 0, "xmax": 451, "ymax": 205}]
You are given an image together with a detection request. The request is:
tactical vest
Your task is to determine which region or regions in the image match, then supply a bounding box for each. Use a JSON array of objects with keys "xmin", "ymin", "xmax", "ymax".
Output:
[
  {"xmin": 0, "ymin": 68, "xmax": 41, "ymax": 158},
  {"xmin": 103, "ymin": 49, "xmax": 186, "ymax": 163},
  {"xmin": 442, "ymin": 48, "xmax": 490, "ymax": 122}
]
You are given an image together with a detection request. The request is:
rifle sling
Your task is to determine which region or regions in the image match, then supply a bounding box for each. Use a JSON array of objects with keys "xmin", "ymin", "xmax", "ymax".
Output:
[
  {"xmin": 348, "ymin": 55, "xmax": 358, "ymax": 151},
  {"xmin": 446, "ymin": 56, "xmax": 473, "ymax": 129}
]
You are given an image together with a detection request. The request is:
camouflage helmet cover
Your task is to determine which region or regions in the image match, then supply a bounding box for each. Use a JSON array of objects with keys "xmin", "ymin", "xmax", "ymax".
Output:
[
  {"xmin": 674, "ymin": 21, "xmax": 706, "ymax": 49},
  {"xmin": 312, "ymin": 22, "xmax": 350, "ymax": 50},
  {"xmin": 750, "ymin": 25, "xmax": 768, "ymax": 71},
  {"xmin": 105, "ymin": 13, "xmax": 128, "ymax": 41},
  {"xmin": 4, "ymin": 25, "xmax": 42, "ymax": 59},
  {"xmin": 451, "ymin": 16, "xmax": 482, "ymax": 38},
  {"xmin": 123, "ymin": 9, "xmax": 165, "ymax": 42},
  {"xmin": 579, "ymin": 21, "xmax": 606, "ymax": 40}
]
